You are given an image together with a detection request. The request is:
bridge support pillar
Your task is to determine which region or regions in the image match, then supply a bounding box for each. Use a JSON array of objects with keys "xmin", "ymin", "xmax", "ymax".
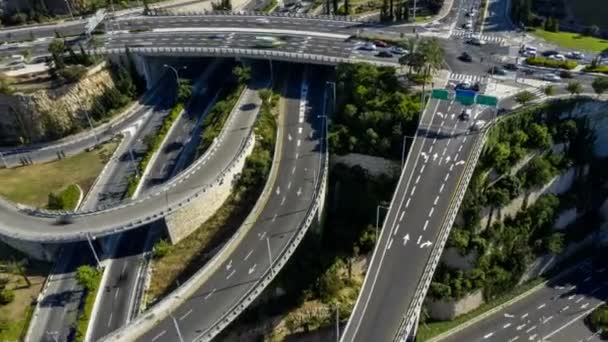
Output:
[{"xmin": 0, "ymin": 235, "xmax": 61, "ymax": 262}]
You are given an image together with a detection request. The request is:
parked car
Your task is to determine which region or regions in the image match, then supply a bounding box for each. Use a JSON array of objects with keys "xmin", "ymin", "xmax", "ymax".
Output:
[
  {"xmin": 470, "ymin": 120, "xmax": 487, "ymax": 131},
  {"xmin": 488, "ymin": 66, "xmax": 507, "ymax": 75},
  {"xmin": 559, "ymin": 70, "xmax": 573, "ymax": 78},
  {"xmin": 504, "ymin": 63, "xmax": 519, "ymax": 71},
  {"xmin": 376, "ymin": 51, "xmax": 393, "ymax": 58},
  {"xmin": 459, "ymin": 52, "xmax": 473, "ymax": 62},
  {"xmin": 542, "ymin": 50, "xmax": 560, "ymax": 57},
  {"xmin": 566, "ymin": 51, "xmax": 584, "ymax": 60},
  {"xmin": 456, "ymin": 81, "xmax": 472, "ymax": 89},
  {"xmin": 549, "ymin": 54, "xmax": 566, "ymax": 61},
  {"xmin": 373, "ymin": 40, "xmax": 389, "ymax": 48},
  {"xmin": 542, "ymin": 73, "xmax": 561, "ymax": 82},
  {"xmin": 255, "ymin": 18, "xmax": 270, "ymax": 24},
  {"xmin": 390, "ymin": 46, "xmax": 407, "ymax": 55},
  {"xmin": 360, "ymin": 42, "xmax": 377, "ymax": 51}
]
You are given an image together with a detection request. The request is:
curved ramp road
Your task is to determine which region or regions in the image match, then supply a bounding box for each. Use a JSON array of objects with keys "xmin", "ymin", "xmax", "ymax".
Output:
[{"xmin": 341, "ymin": 98, "xmax": 495, "ymax": 342}]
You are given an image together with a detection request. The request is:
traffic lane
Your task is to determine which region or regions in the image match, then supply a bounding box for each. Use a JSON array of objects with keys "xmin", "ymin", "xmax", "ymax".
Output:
[
  {"xmin": 342, "ymin": 98, "xmax": 451, "ymax": 341},
  {"xmin": 0, "ymin": 21, "xmax": 86, "ymax": 43},
  {"xmin": 349, "ymin": 101, "xmax": 481, "ymax": 342},
  {"xmin": 139, "ymin": 68, "xmax": 315, "ymax": 342},
  {"xmin": 443, "ymin": 263, "xmax": 608, "ymax": 342},
  {"xmin": 90, "ymin": 226, "xmax": 151, "ymax": 341}
]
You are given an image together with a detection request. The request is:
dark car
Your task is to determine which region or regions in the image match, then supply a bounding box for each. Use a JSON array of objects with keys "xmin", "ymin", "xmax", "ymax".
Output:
[
  {"xmin": 459, "ymin": 52, "xmax": 473, "ymax": 62},
  {"xmin": 376, "ymin": 51, "xmax": 393, "ymax": 58},
  {"xmin": 542, "ymin": 50, "xmax": 560, "ymax": 57},
  {"xmin": 504, "ymin": 63, "xmax": 518, "ymax": 71},
  {"xmin": 55, "ymin": 215, "xmax": 74, "ymax": 225},
  {"xmin": 521, "ymin": 68, "xmax": 535, "ymax": 75},
  {"xmin": 559, "ymin": 70, "xmax": 573, "ymax": 78},
  {"xmin": 374, "ymin": 40, "xmax": 389, "ymax": 48},
  {"xmin": 488, "ymin": 66, "xmax": 507, "ymax": 75}
]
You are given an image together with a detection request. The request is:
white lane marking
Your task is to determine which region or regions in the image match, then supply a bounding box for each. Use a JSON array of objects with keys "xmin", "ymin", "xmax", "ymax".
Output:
[
  {"xmin": 405, "ymin": 198, "xmax": 411, "ymax": 208},
  {"xmin": 561, "ymin": 305, "xmax": 570, "ymax": 312},
  {"xmin": 516, "ymin": 324, "xmax": 526, "ymax": 331},
  {"xmin": 420, "ymin": 164, "xmax": 426, "ymax": 174},
  {"xmin": 444, "ymin": 173, "xmax": 450, "ymax": 181},
  {"xmin": 226, "ymin": 270, "xmax": 236, "ymax": 280},
  {"xmin": 543, "ymin": 315, "xmax": 553, "ymax": 324},
  {"xmin": 449, "ymin": 164, "xmax": 454, "ymax": 172},
  {"xmin": 428, "ymin": 207, "xmax": 435, "ymax": 217},
  {"xmin": 581, "ymin": 303, "xmax": 589, "ymax": 309},
  {"xmin": 115, "ymin": 287, "xmax": 120, "ymax": 300},
  {"xmin": 179, "ymin": 308, "xmax": 193, "ymax": 321},
  {"xmin": 297, "ymin": 188, "xmax": 302, "ymax": 197},
  {"xmin": 454, "ymin": 153, "xmax": 460, "ymax": 160},
  {"xmin": 591, "ymin": 287, "xmax": 600, "ymax": 294},
  {"xmin": 568, "ymin": 295, "xmax": 576, "ymax": 300},
  {"xmin": 248, "ymin": 264, "xmax": 257, "ymax": 275},
  {"xmin": 288, "ymin": 133, "xmax": 292, "ymax": 141},
  {"xmin": 411, "ymin": 186, "xmax": 417, "ymax": 196},
  {"xmin": 281, "ymin": 196, "xmax": 286, "ymax": 206},
  {"xmin": 575, "ymin": 297, "xmax": 584, "ymax": 303},
  {"xmin": 403, "ymin": 234, "xmax": 410, "ymax": 246},
  {"xmin": 415, "ymin": 175, "xmax": 421, "ymax": 184},
  {"xmin": 259, "ymin": 231, "xmax": 266, "ymax": 240},
  {"xmin": 387, "ymin": 238, "xmax": 394, "ymax": 250},
  {"xmin": 503, "ymin": 323, "xmax": 512, "ymax": 329},
  {"xmin": 417, "ymin": 235, "xmax": 422, "ymax": 244},
  {"xmin": 297, "ymin": 139, "xmax": 301, "ymax": 147},
  {"xmin": 298, "ymin": 127, "xmax": 303, "ymax": 134},
  {"xmin": 287, "ymin": 181, "xmax": 292, "ymax": 190},
  {"xmin": 439, "ymin": 183, "xmax": 445, "ymax": 193},
  {"xmin": 393, "ymin": 224, "xmax": 400, "ymax": 236},
  {"xmin": 107, "ymin": 312, "xmax": 113, "ymax": 327},
  {"xmin": 584, "ymin": 276, "xmax": 592, "ymax": 282},
  {"xmin": 545, "ymin": 304, "xmax": 602, "ymax": 339},
  {"xmin": 434, "ymin": 196, "xmax": 439, "ymax": 205},
  {"xmin": 292, "ymin": 167, "xmax": 296, "ymax": 174},
  {"xmin": 508, "ymin": 337, "xmax": 519, "ymax": 342},
  {"xmin": 458, "ymin": 145, "xmax": 463, "ymax": 152},
  {"xmin": 151, "ymin": 330, "xmax": 167, "ymax": 341},
  {"xmin": 463, "ymin": 137, "xmax": 467, "ymax": 142},
  {"xmin": 244, "ymin": 250, "xmax": 253, "ymax": 260},
  {"xmin": 455, "ymin": 160, "xmax": 465, "ymax": 165},
  {"xmin": 525, "ymin": 325, "xmax": 536, "ymax": 333},
  {"xmin": 537, "ymin": 303, "xmax": 546, "ymax": 310},
  {"xmin": 271, "ymin": 214, "xmax": 277, "ymax": 222},
  {"xmin": 226, "ymin": 260, "xmax": 233, "ymax": 270},
  {"xmin": 521, "ymin": 313, "xmax": 529, "ymax": 319},
  {"xmin": 423, "ymin": 220, "xmax": 429, "ymax": 231},
  {"xmin": 399, "ymin": 211, "xmax": 405, "ymax": 222},
  {"xmin": 275, "ymin": 186, "xmax": 281, "ymax": 195},
  {"xmin": 528, "ymin": 334, "xmax": 537, "ymax": 340},
  {"xmin": 204, "ymin": 288, "xmax": 216, "ymax": 300},
  {"xmin": 483, "ymin": 332, "xmax": 494, "ymax": 339}
]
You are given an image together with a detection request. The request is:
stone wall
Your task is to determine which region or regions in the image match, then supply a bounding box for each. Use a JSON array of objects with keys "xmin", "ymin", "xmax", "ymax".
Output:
[
  {"xmin": 164, "ymin": 135, "xmax": 255, "ymax": 243},
  {"xmin": 425, "ymin": 289, "xmax": 484, "ymax": 321},
  {"xmin": 440, "ymin": 247, "xmax": 477, "ymax": 271},
  {"xmin": 332, "ymin": 153, "xmax": 400, "ymax": 178},
  {"xmin": 0, "ymin": 63, "xmax": 117, "ymax": 145}
]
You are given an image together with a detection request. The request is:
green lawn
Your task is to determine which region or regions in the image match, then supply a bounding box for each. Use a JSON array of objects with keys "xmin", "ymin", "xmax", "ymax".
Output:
[
  {"xmin": 532, "ymin": 28, "xmax": 608, "ymax": 52},
  {"xmin": 568, "ymin": 0, "xmax": 608, "ymax": 30},
  {"xmin": 0, "ymin": 140, "xmax": 119, "ymax": 208}
]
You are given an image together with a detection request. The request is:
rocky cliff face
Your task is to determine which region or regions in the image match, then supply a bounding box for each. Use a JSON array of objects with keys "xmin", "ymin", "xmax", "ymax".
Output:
[{"xmin": 0, "ymin": 63, "xmax": 115, "ymax": 145}]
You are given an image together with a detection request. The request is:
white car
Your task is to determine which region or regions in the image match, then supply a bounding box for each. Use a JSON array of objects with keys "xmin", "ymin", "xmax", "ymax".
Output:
[
  {"xmin": 390, "ymin": 46, "xmax": 408, "ymax": 55},
  {"xmin": 255, "ymin": 18, "xmax": 270, "ymax": 24},
  {"xmin": 361, "ymin": 42, "xmax": 377, "ymax": 51},
  {"xmin": 566, "ymin": 51, "xmax": 584, "ymax": 60},
  {"xmin": 549, "ymin": 54, "xmax": 566, "ymax": 61},
  {"xmin": 542, "ymin": 73, "xmax": 561, "ymax": 82}
]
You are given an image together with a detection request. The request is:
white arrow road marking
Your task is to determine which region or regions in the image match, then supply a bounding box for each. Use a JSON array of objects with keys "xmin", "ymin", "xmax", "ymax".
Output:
[
  {"xmin": 437, "ymin": 112, "xmax": 444, "ymax": 118},
  {"xmin": 297, "ymin": 187, "xmax": 302, "ymax": 197},
  {"xmin": 445, "ymin": 156, "xmax": 451, "ymax": 163},
  {"xmin": 451, "ymin": 114, "xmax": 455, "ymax": 120},
  {"xmin": 420, "ymin": 241, "xmax": 433, "ymax": 248},
  {"xmin": 226, "ymin": 260, "xmax": 232, "ymax": 270},
  {"xmin": 433, "ymin": 153, "xmax": 438, "ymax": 161},
  {"xmin": 248, "ymin": 264, "xmax": 257, "ymax": 275},
  {"xmin": 403, "ymin": 234, "xmax": 410, "ymax": 246},
  {"xmin": 455, "ymin": 160, "xmax": 465, "ymax": 166}
]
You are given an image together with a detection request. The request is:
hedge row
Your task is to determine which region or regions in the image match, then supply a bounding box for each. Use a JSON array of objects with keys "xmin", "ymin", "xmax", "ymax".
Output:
[{"xmin": 525, "ymin": 56, "xmax": 578, "ymax": 70}]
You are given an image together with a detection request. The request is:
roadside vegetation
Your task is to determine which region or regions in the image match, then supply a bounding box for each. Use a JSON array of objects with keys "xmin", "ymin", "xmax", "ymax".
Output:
[
  {"xmin": 126, "ymin": 78, "xmax": 192, "ymax": 197},
  {"xmin": 586, "ymin": 304, "xmax": 608, "ymax": 339},
  {"xmin": 147, "ymin": 85, "xmax": 278, "ymax": 303},
  {"xmin": 525, "ymin": 55, "xmax": 578, "ymax": 70},
  {"xmin": 47, "ymin": 184, "xmax": 81, "ymax": 210},
  {"xmin": 0, "ymin": 139, "xmax": 119, "ymax": 208},
  {"xmin": 74, "ymin": 265, "xmax": 102, "ymax": 342},
  {"xmin": 0, "ymin": 241, "xmax": 49, "ymax": 342},
  {"xmin": 421, "ymin": 98, "xmax": 608, "ymax": 338}
]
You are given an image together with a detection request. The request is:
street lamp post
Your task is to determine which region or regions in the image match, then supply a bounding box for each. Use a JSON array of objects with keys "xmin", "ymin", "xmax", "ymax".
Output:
[
  {"xmin": 335, "ymin": 303, "xmax": 340, "ymax": 342},
  {"xmin": 163, "ymin": 64, "xmax": 187, "ymax": 91},
  {"xmin": 0, "ymin": 151, "xmax": 7, "ymax": 168},
  {"xmin": 86, "ymin": 233, "xmax": 102, "ymax": 269},
  {"xmin": 64, "ymin": 0, "xmax": 74, "ymax": 20},
  {"xmin": 375, "ymin": 204, "xmax": 390, "ymax": 241},
  {"xmin": 171, "ymin": 314, "xmax": 185, "ymax": 342}
]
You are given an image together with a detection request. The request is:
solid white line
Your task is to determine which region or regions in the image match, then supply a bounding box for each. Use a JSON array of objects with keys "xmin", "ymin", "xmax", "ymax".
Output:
[
  {"xmin": 244, "ymin": 250, "xmax": 253, "ymax": 261},
  {"xmin": 179, "ymin": 308, "xmax": 193, "ymax": 321},
  {"xmin": 152, "ymin": 27, "xmax": 351, "ymax": 39},
  {"xmin": 151, "ymin": 330, "xmax": 166, "ymax": 342},
  {"xmin": 545, "ymin": 305, "xmax": 601, "ymax": 339}
]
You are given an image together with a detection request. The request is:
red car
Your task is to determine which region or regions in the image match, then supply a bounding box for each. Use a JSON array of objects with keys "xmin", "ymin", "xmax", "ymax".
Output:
[{"xmin": 373, "ymin": 40, "xmax": 389, "ymax": 48}]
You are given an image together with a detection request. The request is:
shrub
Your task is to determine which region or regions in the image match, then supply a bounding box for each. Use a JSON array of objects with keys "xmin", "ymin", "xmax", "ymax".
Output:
[
  {"xmin": 153, "ymin": 239, "xmax": 172, "ymax": 259},
  {"xmin": 526, "ymin": 56, "xmax": 577, "ymax": 70},
  {"xmin": 58, "ymin": 65, "xmax": 88, "ymax": 82},
  {"xmin": 75, "ymin": 265, "xmax": 101, "ymax": 291},
  {"xmin": 0, "ymin": 288, "xmax": 15, "ymax": 304},
  {"xmin": 587, "ymin": 304, "xmax": 608, "ymax": 337}
]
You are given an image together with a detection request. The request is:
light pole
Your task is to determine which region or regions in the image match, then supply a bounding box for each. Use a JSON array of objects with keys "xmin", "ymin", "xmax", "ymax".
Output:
[
  {"xmin": 86, "ymin": 233, "xmax": 102, "ymax": 269},
  {"xmin": 171, "ymin": 314, "xmax": 185, "ymax": 342},
  {"xmin": 268, "ymin": 58, "xmax": 274, "ymax": 88},
  {"xmin": 375, "ymin": 204, "xmax": 390, "ymax": 241},
  {"xmin": 0, "ymin": 151, "xmax": 7, "ymax": 168},
  {"xmin": 163, "ymin": 64, "xmax": 187, "ymax": 90},
  {"xmin": 64, "ymin": 0, "xmax": 74, "ymax": 20},
  {"xmin": 326, "ymin": 81, "xmax": 336, "ymax": 111}
]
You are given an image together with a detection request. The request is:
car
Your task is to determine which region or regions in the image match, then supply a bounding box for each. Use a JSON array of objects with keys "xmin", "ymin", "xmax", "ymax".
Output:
[
  {"xmin": 255, "ymin": 18, "xmax": 270, "ymax": 24},
  {"xmin": 210, "ymin": 33, "xmax": 227, "ymax": 39},
  {"xmin": 559, "ymin": 70, "xmax": 573, "ymax": 78},
  {"xmin": 460, "ymin": 108, "xmax": 472, "ymax": 121},
  {"xmin": 470, "ymin": 120, "xmax": 487, "ymax": 131},
  {"xmin": 467, "ymin": 37, "xmax": 486, "ymax": 46},
  {"xmin": 542, "ymin": 50, "xmax": 560, "ymax": 57},
  {"xmin": 549, "ymin": 54, "xmax": 566, "ymax": 61},
  {"xmin": 459, "ymin": 52, "xmax": 473, "ymax": 62},
  {"xmin": 456, "ymin": 81, "xmax": 472, "ymax": 89},
  {"xmin": 504, "ymin": 63, "xmax": 519, "ymax": 71},
  {"xmin": 542, "ymin": 73, "xmax": 561, "ymax": 82},
  {"xmin": 56, "ymin": 215, "xmax": 74, "ymax": 225},
  {"xmin": 376, "ymin": 51, "xmax": 393, "ymax": 58},
  {"xmin": 522, "ymin": 50, "xmax": 537, "ymax": 57},
  {"xmin": 360, "ymin": 42, "xmax": 377, "ymax": 51},
  {"xmin": 521, "ymin": 68, "xmax": 535, "ymax": 75},
  {"xmin": 488, "ymin": 66, "xmax": 507, "ymax": 75},
  {"xmin": 566, "ymin": 51, "xmax": 584, "ymax": 60},
  {"xmin": 390, "ymin": 46, "xmax": 407, "ymax": 55},
  {"xmin": 373, "ymin": 40, "xmax": 389, "ymax": 48},
  {"xmin": 463, "ymin": 22, "xmax": 473, "ymax": 30}
]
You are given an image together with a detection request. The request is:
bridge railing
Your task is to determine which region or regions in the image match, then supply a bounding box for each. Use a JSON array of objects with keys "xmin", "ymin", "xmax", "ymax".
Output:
[{"xmin": 144, "ymin": 7, "xmax": 369, "ymax": 23}]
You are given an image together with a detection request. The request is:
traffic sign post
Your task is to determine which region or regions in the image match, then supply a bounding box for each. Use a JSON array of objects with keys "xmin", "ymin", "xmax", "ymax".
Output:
[{"xmin": 431, "ymin": 89, "xmax": 449, "ymax": 100}]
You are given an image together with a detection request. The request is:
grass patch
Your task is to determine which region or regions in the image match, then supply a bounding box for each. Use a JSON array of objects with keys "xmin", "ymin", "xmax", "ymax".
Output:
[
  {"xmin": 47, "ymin": 183, "xmax": 81, "ymax": 210},
  {"xmin": 532, "ymin": 28, "xmax": 608, "ymax": 52},
  {"xmin": 74, "ymin": 267, "xmax": 101, "ymax": 342},
  {"xmin": 0, "ymin": 140, "xmax": 119, "ymax": 208},
  {"xmin": 147, "ymin": 89, "xmax": 277, "ymax": 304},
  {"xmin": 584, "ymin": 65, "xmax": 608, "ymax": 74},
  {"xmin": 0, "ymin": 241, "xmax": 50, "ymax": 342},
  {"xmin": 415, "ymin": 278, "xmax": 545, "ymax": 341},
  {"xmin": 261, "ymin": 0, "xmax": 278, "ymax": 12}
]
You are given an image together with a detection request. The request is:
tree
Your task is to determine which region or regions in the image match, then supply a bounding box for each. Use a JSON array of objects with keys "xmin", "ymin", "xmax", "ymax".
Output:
[
  {"xmin": 48, "ymin": 38, "xmax": 65, "ymax": 70},
  {"xmin": 524, "ymin": 157, "xmax": 555, "ymax": 188},
  {"xmin": 527, "ymin": 123, "xmax": 551, "ymax": 149},
  {"xmin": 566, "ymin": 81, "xmax": 582, "ymax": 96},
  {"xmin": 177, "ymin": 79, "xmax": 192, "ymax": 104},
  {"xmin": 592, "ymin": 77, "xmax": 608, "ymax": 97},
  {"xmin": 545, "ymin": 232, "xmax": 564, "ymax": 254},
  {"xmin": 514, "ymin": 90, "xmax": 536, "ymax": 106},
  {"xmin": 232, "ymin": 65, "xmax": 251, "ymax": 84},
  {"xmin": 419, "ymin": 38, "xmax": 444, "ymax": 76},
  {"xmin": 75, "ymin": 265, "xmax": 100, "ymax": 291},
  {"xmin": 259, "ymin": 88, "xmax": 273, "ymax": 106},
  {"xmin": 0, "ymin": 288, "xmax": 14, "ymax": 305},
  {"xmin": 543, "ymin": 85, "xmax": 555, "ymax": 97},
  {"xmin": 0, "ymin": 75, "xmax": 14, "ymax": 95}
]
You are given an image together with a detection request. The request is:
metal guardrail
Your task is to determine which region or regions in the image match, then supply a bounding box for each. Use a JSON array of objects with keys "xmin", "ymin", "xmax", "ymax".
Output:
[{"xmin": 144, "ymin": 8, "xmax": 369, "ymax": 23}]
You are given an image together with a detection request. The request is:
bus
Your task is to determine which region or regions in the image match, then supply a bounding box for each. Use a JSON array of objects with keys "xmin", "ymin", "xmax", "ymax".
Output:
[{"xmin": 254, "ymin": 36, "xmax": 283, "ymax": 48}]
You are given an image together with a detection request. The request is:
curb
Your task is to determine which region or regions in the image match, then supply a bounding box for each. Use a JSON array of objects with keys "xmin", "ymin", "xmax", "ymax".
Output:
[{"xmin": 84, "ymin": 266, "xmax": 109, "ymax": 342}]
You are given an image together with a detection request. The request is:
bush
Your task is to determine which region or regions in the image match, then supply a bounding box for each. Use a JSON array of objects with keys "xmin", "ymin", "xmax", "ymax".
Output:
[
  {"xmin": 58, "ymin": 65, "xmax": 88, "ymax": 82},
  {"xmin": 47, "ymin": 184, "xmax": 81, "ymax": 210},
  {"xmin": 0, "ymin": 288, "xmax": 15, "ymax": 304},
  {"xmin": 585, "ymin": 65, "xmax": 608, "ymax": 74},
  {"xmin": 587, "ymin": 304, "xmax": 608, "ymax": 337},
  {"xmin": 75, "ymin": 265, "xmax": 101, "ymax": 291},
  {"xmin": 526, "ymin": 56, "xmax": 578, "ymax": 70},
  {"xmin": 153, "ymin": 239, "xmax": 172, "ymax": 258}
]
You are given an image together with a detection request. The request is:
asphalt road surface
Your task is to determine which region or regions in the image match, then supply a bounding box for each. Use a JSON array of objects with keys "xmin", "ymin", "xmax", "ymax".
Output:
[
  {"xmin": 137, "ymin": 64, "xmax": 326, "ymax": 342},
  {"xmin": 443, "ymin": 259, "xmax": 608, "ymax": 342},
  {"xmin": 342, "ymin": 97, "xmax": 494, "ymax": 342}
]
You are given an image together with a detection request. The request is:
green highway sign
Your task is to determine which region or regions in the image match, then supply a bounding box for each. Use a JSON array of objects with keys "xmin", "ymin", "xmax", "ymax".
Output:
[
  {"xmin": 476, "ymin": 95, "xmax": 499, "ymax": 107},
  {"xmin": 431, "ymin": 89, "xmax": 449, "ymax": 100},
  {"xmin": 456, "ymin": 96, "xmax": 475, "ymax": 106}
]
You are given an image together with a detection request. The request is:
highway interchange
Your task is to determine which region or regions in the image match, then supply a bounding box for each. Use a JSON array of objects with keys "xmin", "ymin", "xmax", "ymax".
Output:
[{"xmin": 0, "ymin": 0, "xmax": 607, "ymax": 341}]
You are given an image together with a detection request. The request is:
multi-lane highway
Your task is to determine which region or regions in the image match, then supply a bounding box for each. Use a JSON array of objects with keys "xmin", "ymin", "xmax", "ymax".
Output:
[
  {"xmin": 442, "ymin": 259, "xmax": 608, "ymax": 342},
  {"xmin": 342, "ymin": 95, "xmax": 493, "ymax": 341}
]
